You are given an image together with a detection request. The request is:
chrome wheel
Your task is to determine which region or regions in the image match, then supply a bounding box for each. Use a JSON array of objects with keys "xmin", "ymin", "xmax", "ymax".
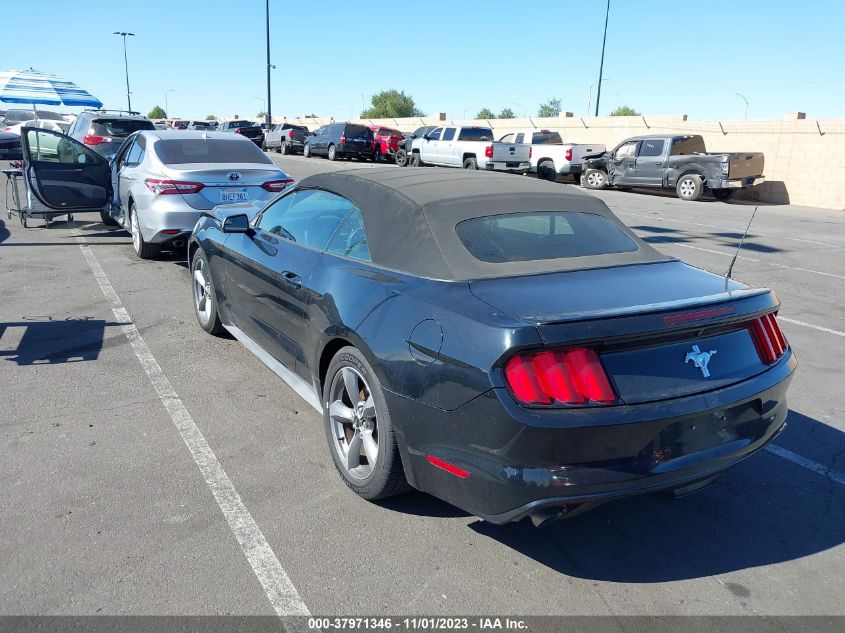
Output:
[
  {"xmin": 679, "ymin": 178, "xmax": 696, "ymax": 198},
  {"xmin": 192, "ymin": 256, "xmax": 212, "ymax": 326},
  {"xmin": 130, "ymin": 209, "xmax": 141, "ymax": 253},
  {"xmin": 587, "ymin": 171, "xmax": 605, "ymax": 187},
  {"xmin": 329, "ymin": 366, "xmax": 379, "ymax": 480}
]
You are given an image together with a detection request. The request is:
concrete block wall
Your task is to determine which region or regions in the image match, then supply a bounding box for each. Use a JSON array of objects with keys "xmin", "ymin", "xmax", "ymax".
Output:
[{"xmin": 240, "ymin": 113, "xmax": 845, "ymax": 210}]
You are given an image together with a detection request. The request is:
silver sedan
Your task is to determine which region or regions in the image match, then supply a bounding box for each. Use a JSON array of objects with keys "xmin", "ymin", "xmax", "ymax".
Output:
[{"xmin": 19, "ymin": 127, "xmax": 293, "ymax": 259}]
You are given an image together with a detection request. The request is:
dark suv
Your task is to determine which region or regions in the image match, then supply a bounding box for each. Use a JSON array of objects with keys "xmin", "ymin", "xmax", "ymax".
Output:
[
  {"xmin": 68, "ymin": 110, "xmax": 155, "ymax": 159},
  {"xmin": 303, "ymin": 122, "xmax": 374, "ymax": 161}
]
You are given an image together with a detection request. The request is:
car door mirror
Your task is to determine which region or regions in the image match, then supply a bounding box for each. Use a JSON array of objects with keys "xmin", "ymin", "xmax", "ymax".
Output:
[
  {"xmin": 423, "ymin": 134, "xmax": 430, "ymax": 141},
  {"xmin": 222, "ymin": 213, "xmax": 250, "ymax": 233},
  {"xmin": 77, "ymin": 154, "xmax": 87, "ymax": 165}
]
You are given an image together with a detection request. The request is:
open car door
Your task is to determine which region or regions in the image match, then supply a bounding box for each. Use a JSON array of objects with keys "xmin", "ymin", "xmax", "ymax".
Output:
[{"xmin": 20, "ymin": 126, "xmax": 111, "ymax": 212}]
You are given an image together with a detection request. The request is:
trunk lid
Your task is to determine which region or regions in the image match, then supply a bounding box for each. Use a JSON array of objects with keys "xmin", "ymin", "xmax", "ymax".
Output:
[
  {"xmin": 726, "ymin": 152, "xmax": 765, "ymax": 180},
  {"xmin": 161, "ymin": 163, "xmax": 288, "ymax": 207},
  {"xmin": 491, "ymin": 142, "xmax": 530, "ymax": 163},
  {"xmin": 471, "ymin": 261, "xmax": 783, "ymax": 404}
]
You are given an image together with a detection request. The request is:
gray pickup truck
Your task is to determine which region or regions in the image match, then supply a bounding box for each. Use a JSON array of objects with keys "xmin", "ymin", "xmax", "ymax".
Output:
[{"xmin": 581, "ymin": 134, "xmax": 764, "ymax": 201}]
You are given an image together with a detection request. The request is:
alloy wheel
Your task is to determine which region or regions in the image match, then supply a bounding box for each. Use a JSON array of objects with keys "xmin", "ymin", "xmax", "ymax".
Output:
[
  {"xmin": 328, "ymin": 366, "xmax": 379, "ymax": 480},
  {"xmin": 680, "ymin": 178, "xmax": 696, "ymax": 198},
  {"xmin": 192, "ymin": 256, "xmax": 212, "ymax": 326},
  {"xmin": 131, "ymin": 210, "xmax": 141, "ymax": 253},
  {"xmin": 587, "ymin": 171, "xmax": 604, "ymax": 187}
]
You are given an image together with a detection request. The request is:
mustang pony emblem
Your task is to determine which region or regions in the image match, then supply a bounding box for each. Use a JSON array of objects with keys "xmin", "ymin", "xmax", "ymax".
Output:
[{"xmin": 685, "ymin": 345, "xmax": 717, "ymax": 378}]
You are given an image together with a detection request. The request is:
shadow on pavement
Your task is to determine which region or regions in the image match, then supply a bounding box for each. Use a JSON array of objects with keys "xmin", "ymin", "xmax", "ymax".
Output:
[
  {"xmin": 0, "ymin": 218, "xmax": 9, "ymax": 244},
  {"xmin": 377, "ymin": 489, "xmax": 471, "ymax": 519},
  {"xmin": 0, "ymin": 317, "xmax": 121, "ymax": 365},
  {"xmin": 468, "ymin": 409, "xmax": 844, "ymax": 582}
]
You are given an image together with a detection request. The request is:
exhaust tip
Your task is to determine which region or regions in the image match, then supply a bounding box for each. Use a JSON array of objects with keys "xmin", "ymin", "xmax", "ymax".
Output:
[{"xmin": 529, "ymin": 507, "xmax": 564, "ymax": 528}]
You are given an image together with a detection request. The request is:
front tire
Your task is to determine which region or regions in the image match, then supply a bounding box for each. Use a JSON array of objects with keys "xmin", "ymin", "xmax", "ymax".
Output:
[
  {"xmin": 327, "ymin": 144, "xmax": 337, "ymax": 161},
  {"xmin": 191, "ymin": 248, "xmax": 224, "ymax": 335},
  {"xmin": 303, "ymin": 143, "xmax": 311, "ymax": 158},
  {"xmin": 395, "ymin": 148, "xmax": 408, "ymax": 167},
  {"xmin": 677, "ymin": 174, "xmax": 704, "ymax": 201},
  {"xmin": 129, "ymin": 203, "xmax": 160, "ymax": 259},
  {"xmin": 584, "ymin": 168, "xmax": 608, "ymax": 190},
  {"xmin": 462, "ymin": 156, "xmax": 478, "ymax": 170},
  {"xmin": 324, "ymin": 347, "xmax": 410, "ymax": 501},
  {"xmin": 410, "ymin": 152, "xmax": 423, "ymax": 167}
]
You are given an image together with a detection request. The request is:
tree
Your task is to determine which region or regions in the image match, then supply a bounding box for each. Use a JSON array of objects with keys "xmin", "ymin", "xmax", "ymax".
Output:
[
  {"xmin": 205, "ymin": 114, "xmax": 216, "ymax": 120},
  {"xmin": 476, "ymin": 108, "xmax": 496, "ymax": 119},
  {"xmin": 537, "ymin": 98, "xmax": 562, "ymax": 118},
  {"xmin": 147, "ymin": 105, "xmax": 166, "ymax": 119},
  {"xmin": 256, "ymin": 111, "xmax": 267, "ymax": 119},
  {"xmin": 498, "ymin": 107, "xmax": 515, "ymax": 119},
  {"xmin": 610, "ymin": 105, "xmax": 641, "ymax": 116},
  {"xmin": 361, "ymin": 89, "xmax": 424, "ymax": 118}
]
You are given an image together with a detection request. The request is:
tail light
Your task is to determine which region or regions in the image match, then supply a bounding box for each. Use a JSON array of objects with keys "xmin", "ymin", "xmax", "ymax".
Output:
[
  {"xmin": 748, "ymin": 313, "xmax": 788, "ymax": 364},
  {"xmin": 83, "ymin": 135, "xmax": 106, "ymax": 145},
  {"xmin": 287, "ymin": 129, "xmax": 294, "ymax": 139},
  {"xmin": 261, "ymin": 178, "xmax": 294, "ymax": 192},
  {"xmin": 340, "ymin": 134, "xmax": 346, "ymax": 144},
  {"xmin": 235, "ymin": 128, "xmax": 242, "ymax": 134},
  {"xmin": 720, "ymin": 159, "xmax": 730, "ymax": 176},
  {"xmin": 144, "ymin": 179, "xmax": 205, "ymax": 195},
  {"xmin": 504, "ymin": 348, "xmax": 616, "ymax": 406},
  {"xmin": 484, "ymin": 145, "xmax": 494, "ymax": 158},
  {"xmin": 565, "ymin": 147, "xmax": 573, "ymax": 161}
]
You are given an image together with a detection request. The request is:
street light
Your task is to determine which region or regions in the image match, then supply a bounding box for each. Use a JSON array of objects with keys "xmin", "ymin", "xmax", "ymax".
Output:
[
  {"xmin": 587, "ymin": 79, "xmax": 610, "ymax": 115},
  {"xmin": 736, "ymin": 93, "xmax": 749, "ymax": 119},
  {"xmin": 253, "ymin": 96, "xmax": 266, "ymax": 119},
  {"xmin": 113, "ymin": 31, "xmax": 135, "ymax": 112},
  {"xmin": 594, "ymin": 0, "xmax": 610, "ymax": 116},
  {"xmin": 510, "ymin": 102, "xmax": 527, "ymax": 118},
  {"xmin": 164, "ymin": 89, "xmax": 174, "ymax": 117},
  {"xmin": 463, "ymin": 106, "xmax": 478, "ymax": 118},
  {"xmin": 264, "ymin": 0, "xmax": 272, "ymax": 126}
]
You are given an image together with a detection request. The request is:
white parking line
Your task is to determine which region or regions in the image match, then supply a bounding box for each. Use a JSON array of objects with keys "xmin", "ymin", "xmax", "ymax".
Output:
[
  {"xmin": 663, "ymin": 242, "xmax": 759, "ymax": 261},
  {"xmin": 778, "ymin": 317, "xmax": 845, "ymax": 338},
  {"xmin": 74, "ymin": 233, "xmax": 310, "ymax": 618},
  {"xmin": 766, "ymin": 444, "xmax": 845, "ymax": 486},
  {"xmin": 787, "ymin": 237, "xmax": 839, "ymax": 248}
]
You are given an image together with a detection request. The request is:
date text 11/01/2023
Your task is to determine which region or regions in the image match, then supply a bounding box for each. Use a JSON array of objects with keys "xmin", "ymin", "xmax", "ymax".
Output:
[{"xmin": 307, "ymin": 617, "xmax": 529, "ymax": 630}]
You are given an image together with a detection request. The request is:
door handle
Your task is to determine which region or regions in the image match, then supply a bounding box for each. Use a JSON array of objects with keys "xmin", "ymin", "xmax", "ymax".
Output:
[{"xmin": 281, "ymin": 271, "xmax": 301, "ymax": 288}]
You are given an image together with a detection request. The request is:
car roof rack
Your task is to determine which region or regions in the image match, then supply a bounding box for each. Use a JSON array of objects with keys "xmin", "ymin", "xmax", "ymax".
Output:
[{"xmin": 82, "ymin": 108, "xmax": 143, "ymax": 116}]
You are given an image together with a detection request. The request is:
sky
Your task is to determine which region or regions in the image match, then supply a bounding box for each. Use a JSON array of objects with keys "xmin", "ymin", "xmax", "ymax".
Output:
[{"xmin": 2, "ymin": 0, "xmax": 844, "ymax": 122}]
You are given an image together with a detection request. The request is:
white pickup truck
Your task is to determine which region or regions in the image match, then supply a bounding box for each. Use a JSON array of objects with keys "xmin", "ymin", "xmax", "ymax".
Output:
[
  {"xmin": 410, "ymin": 125, "xmax": 531, "ymax": 172},
  {"xmin": 497, "ymin": 130, "xmax": 605, "ymax": 182}
]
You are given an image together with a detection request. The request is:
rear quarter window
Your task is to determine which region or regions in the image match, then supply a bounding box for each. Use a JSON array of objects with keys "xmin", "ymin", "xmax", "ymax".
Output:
[
  {"xmin": 456, "ymin": 211, "xmax": 638, "ymax": 263},
  {"xmin": 458, "ymin": 127, "xmax": 494, "ymax": 141}
]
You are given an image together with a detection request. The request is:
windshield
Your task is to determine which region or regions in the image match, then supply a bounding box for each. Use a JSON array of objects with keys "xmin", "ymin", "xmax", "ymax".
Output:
[
  {"xmin": 455, "ymin": 211, "xmax": 638, "ymax": 263},
  {"xmin": 154, "ymin": 138, "xmax": 274, "ymax": 164}
]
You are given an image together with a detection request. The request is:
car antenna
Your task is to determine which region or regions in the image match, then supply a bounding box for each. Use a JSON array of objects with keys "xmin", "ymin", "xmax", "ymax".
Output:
[{"xmin": 725, "ymin": 205, "xmax": 758, "ymax": 291}]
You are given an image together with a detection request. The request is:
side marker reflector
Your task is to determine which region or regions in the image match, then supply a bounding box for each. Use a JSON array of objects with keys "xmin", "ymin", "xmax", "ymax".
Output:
[{"xmin": 426, "ymin": 454, "xmax": 470, "ymax": 479}]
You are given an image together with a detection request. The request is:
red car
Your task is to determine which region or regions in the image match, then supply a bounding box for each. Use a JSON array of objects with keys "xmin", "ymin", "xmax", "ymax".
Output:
[{"xmin": 369, "ymin": 126, "xmax": 404, "ymax": 162}]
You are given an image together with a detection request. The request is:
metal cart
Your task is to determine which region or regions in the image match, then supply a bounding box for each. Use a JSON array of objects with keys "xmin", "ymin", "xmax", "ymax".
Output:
[{"xmin": 3, "ymin": 165, "xmax": 74, "ymax": 228}]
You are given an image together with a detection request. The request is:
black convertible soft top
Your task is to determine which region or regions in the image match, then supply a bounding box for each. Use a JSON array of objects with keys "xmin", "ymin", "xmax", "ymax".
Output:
[{"xmin": 298, "ymin": 168, "xmax": 672, "ymax": 281}]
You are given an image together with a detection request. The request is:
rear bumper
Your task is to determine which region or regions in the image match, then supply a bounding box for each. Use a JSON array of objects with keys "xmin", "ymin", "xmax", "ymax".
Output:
[
  {"xmin": 338, "ymin": 144, "xmax": 374, "ymax": 158},
  {"xmin": 390, "ymin": 351, "xmax": 796, "ymax": 524},
  {"xmin": 485, "ymin": 161, "xmax": 531, "ymax": 173},
  {"xmin": 717, "ymin": 176, "xmax": 765, "ymax": 189},
  {"xmin": 558, "ymin": 163, "xmax": 583, "ymax": 175}
]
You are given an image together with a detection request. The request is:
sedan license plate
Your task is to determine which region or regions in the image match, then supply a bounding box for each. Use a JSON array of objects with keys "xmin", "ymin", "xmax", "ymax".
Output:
[{"xmin": 220, "ymin": 188, "xmax": 248, "ymax": 203}]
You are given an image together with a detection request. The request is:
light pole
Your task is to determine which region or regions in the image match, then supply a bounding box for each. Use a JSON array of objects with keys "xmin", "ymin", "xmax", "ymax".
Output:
[
  {"xmin": 587, "ymin": 79, "xmax": 610, "ymax": 115},
  {"xmin": 164, "ymin": 89, "xmax": 174, "ymax": 118},
  {"xmin": 736, "ymin": 93, "xmax": 749, "ymax": 119},
  {"xmin": 594, "ymin": 0, "xmax": 610, "ymax": 116},
  {"xmin": 463, "ymin": 106, "xmax": 478, "ymax": 118},
  {"xmin": 114, "ymin": 32, "xmax": 135, "ymax": 112},
  {"xmin": 265, "ymin": 0, "xmax": 271, "ymax": 126}
]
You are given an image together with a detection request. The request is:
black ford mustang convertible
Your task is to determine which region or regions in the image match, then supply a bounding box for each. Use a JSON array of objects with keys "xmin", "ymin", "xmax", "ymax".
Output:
[{"xmin": 189, "ymin": 168, "xmax": 795, "ymax": 526}]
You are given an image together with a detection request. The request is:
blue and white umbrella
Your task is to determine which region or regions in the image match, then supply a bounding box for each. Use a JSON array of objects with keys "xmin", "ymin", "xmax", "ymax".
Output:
[{"xmin": 0, "ymin": 68, "xmax": 102, "ymax": 108}]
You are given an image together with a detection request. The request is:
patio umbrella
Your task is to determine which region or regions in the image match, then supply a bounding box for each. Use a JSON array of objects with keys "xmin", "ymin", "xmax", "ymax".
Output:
[{"xmin": 0, "ymin": 68, "xmax": 102, "ymax": 122}]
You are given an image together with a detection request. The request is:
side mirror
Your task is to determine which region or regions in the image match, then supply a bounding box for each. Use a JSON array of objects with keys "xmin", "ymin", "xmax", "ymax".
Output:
[
  {"xmin": 423, "ymin": 134, "xmax": 430, "ymax": 141},
  {"xmin": 222, "ymin": 213, "xmax": 250, "ymax": 234}
]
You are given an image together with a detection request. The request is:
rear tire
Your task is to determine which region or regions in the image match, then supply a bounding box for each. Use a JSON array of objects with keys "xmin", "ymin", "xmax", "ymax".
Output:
[
  {"xmin": 100, "ymin": 210, "xmax": 119, "ymax": 226},
  {"xmin": 130, "ymin": 203, "xmax": 160, "ymax": 260},
  {"xmin": 303, "ymin": 143, "xmax": 311, "ymax": 158},
  {"xmin": 712, "ymin": 188, "xmax": 734, "ymax": 201},
  {"xmin": 410, "ymin": 152, "xmax": 423, "ymax": 167},
  {"xmin": 323, "ymin": 346, "xmax": 410, "ymax": 501},
  {"xmin": 537, "ymin": 160, "xmax": 557, "ymax": 181},
  {"xmin": 327, "ymin": 144, "xmax": 337, "ymax": 161},
  {"xmin": 677, "ymin": 174, "xmax": 704, "ymax": 201},
  {"xmin": 395, "ymin": 148, "xmax": 408, "ymax": 167},
  {"xmin": 463, "ymin": 156, "xmax": 478, "ymax": 170},
  {"xmin": 584, "ymin": 168, "xmax": 608, "ymax": 190},
  {"xmin": 280, "ymin": 142, "xmax": 290, "ymax": 155},
  {"xmin": 190, "ymin": 247, "xmax": 224, "ymax": 336}
]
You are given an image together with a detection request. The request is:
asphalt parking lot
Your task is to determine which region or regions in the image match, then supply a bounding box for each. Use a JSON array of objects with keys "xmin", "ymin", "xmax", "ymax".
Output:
[{"xmin": 1, "ymin": 155, "xmax": 843, "ymax": 618}]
